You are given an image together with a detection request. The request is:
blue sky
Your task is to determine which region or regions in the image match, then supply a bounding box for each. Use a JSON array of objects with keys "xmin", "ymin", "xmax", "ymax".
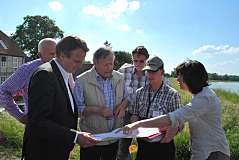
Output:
[{"xmin": 1, "ymin": 0, "xmax": 239, "ymax": 75}]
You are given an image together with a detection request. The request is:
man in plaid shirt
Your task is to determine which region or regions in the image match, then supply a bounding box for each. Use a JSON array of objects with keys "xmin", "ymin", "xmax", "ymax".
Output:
[
  {"xmin": 117, "ymin": 46, "xmax": 172, "ymax": 160},
  {"xmin": 131, "ymin": 56, "xmax": 184, "ymax": 160},
  {"xmin": 0, "ymin": 38, "xmax": 70, "ymax": 124}
]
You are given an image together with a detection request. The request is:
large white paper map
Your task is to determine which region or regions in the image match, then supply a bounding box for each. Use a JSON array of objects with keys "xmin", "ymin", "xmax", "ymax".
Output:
[{"xmin": 92, "ymin": 127, "xmax": 160, "ymax": 141}]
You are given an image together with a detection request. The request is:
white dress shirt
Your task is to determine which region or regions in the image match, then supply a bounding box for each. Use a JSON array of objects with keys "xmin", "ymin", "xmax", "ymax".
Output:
[{"xmin": 53, "ymin": 59, "xmax": 78, "ymax": 143}]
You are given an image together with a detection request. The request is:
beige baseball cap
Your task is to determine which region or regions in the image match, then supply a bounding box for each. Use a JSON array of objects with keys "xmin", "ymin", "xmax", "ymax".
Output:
[{"xmin": 142, "ymin": 56, "xmax": 164, "ymax": 71}]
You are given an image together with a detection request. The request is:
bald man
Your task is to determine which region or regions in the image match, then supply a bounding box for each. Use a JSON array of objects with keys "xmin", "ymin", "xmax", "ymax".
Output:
[{"xmin": 0, "ymin": 38, "xmax": 57, "ymax": 124}]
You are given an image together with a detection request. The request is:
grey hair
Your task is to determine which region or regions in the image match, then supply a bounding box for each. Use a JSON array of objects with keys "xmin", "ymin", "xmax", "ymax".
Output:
[
  {"xmin": 38, "ymin": 38, "xmax": 57, "ymax": 52},
  {"xmin": 93, "ymin": 45, "xmax": 115, "ymax": 63}
]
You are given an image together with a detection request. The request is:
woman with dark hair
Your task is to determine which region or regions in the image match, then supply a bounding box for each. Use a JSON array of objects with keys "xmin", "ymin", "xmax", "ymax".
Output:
[{"xmin": 116, "ymin": 60, "xmax": 230, "ymax": 160}]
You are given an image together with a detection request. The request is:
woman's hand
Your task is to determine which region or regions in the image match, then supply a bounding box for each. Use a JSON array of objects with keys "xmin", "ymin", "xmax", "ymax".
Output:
[{"xmin": 115, "ymin": 122, "xmax": 140, "ymax": 135}]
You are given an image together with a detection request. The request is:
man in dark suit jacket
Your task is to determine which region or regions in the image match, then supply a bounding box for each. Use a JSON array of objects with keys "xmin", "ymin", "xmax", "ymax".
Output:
[{"xmin": 22, "ymin": 35, "xmax": 100, "ymax": 160}]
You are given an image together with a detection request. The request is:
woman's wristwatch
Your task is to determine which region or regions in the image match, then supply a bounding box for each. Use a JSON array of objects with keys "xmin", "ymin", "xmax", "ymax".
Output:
[{"xmin": 176, "ymin": 126, "xmax": 180, "ymax": 135}]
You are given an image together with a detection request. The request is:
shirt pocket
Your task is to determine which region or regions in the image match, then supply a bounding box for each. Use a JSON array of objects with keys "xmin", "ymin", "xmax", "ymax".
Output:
[
  {"xmin": 125, "ymin": 80, "xmax": 131, "ymax": 87},
  {"xmin": 137, "ymin": 99, "xmax": 147, "ymax": 114},
  {"xmin": 153, "ymin": 102, "xmax": 167, "ymax": 114}
]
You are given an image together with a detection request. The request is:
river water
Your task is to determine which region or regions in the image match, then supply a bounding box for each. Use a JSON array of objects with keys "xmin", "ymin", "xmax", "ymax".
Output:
[{"xmin": 210, "ymin": 81, "xmax": 239, "ymax": 94}]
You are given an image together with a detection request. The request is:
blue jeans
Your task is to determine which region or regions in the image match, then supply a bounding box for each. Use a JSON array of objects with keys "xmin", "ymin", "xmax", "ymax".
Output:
[{"xmin": 117, "ymin": 111, "xmax": 133, "ymax": 160}]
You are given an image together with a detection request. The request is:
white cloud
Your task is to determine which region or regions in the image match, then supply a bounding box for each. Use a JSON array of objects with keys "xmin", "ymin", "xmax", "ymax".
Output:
[
  {"xmin": 83, "ymin": 0, "xmax": 140, "ymax": 23},
  {"xmin": 104, "ymin": 19, "xmax": 116, "ymax": 23},
  {"xmin": 83, "ymin": 5, "xmax": 106, "ymax": 17},
  {"xmin": 108, "ymin": 0, "xmax": 129, "ymax": 13},
  {"xmin": 204, "ymin": 55, "xmax": 213, "ymax": 58},
  {"xmin": 118, "ymin": 24, "xmax": 131, "ymax": 31},
  {"xmin": 48, "ymin": 1, "xmax": 63, "ymax": 11},
  {"xmin": 236, "ymin": 58, "xmax": 239, "ymax": 61},
  {"xmin": 106, "ymin": 12, "xmax": 121, "ymax": 19},
  {"xmin": 192, "ymin": 45, "xmax": 239, "ymax": 57},
  {"xmin": 226, "ymin": 47, "xmax": 239, "ymax": 54},
  {"xmin": 212, "ymin": 60, "xmax": 238, "ymax": 67},
  {"xmin": 136, "ymin": 29, "xmax": 143, "ymax": 33},
  {"xmin": 3, "ymin": 31, "xmax": 15, "ymax": 36},
  {"xmin": 129, "ymin": 1, "xmax": 140, "ymax": 10}
]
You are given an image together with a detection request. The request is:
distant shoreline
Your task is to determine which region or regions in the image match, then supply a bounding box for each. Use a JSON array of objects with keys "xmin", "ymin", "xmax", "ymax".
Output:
[{"xmin": 209, "ymin": 80, "xmax": 239, "ymax": 83}]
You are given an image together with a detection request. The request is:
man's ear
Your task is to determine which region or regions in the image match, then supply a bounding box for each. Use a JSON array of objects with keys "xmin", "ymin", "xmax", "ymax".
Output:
[
  {"xmin": 37, "ymin": 52, "xmax": 42, "ymax": 58},
  {"xmin": 93, "ymin": 60, "xmax": 97, "ymax": 66},
  {"xmin": 161, "ymin": 69, "xmax": 165, "ymax": 76},
  {"xmin": 59, "ymin": 52, "xmax": 65, "ymax": 60}
]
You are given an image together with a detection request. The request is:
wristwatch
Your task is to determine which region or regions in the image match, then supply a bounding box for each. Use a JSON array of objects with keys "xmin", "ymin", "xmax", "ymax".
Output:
[{"xmin": 176, "ymin": 126, "xmax": 180, "ymax": 135}]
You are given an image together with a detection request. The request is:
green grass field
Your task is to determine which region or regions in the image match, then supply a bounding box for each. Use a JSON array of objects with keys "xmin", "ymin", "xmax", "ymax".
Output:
[{"xmin": 0, "ymin": 78, "xmax": 238, "ymax": 159}]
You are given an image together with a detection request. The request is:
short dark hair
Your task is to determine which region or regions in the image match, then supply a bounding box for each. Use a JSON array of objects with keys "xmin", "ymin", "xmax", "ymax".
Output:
[
  {"xmin": 132, "ymin": 46, "xmax": 149, "ymax": 59},
  {"xmin": 93, "ymin": 45, "xmax": 114, "ymax": 63},
  {"xmin": 176, "ymin": 60, "xmax": 209, "ymax": 94},
  {"xmin": 56, "ymin": 35, "xmax": 89, "ymax": 58}
]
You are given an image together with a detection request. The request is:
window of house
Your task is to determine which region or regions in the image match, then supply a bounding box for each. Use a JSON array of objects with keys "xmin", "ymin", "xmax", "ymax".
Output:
[
  {"xmin": 13, "ymin": 57, "xmax": 18, "ymax": 68},
  {"xmin": 0, "ymin": 76, "xmax": 6, "ymax": 84},
  {"xmin": 1, "ymin": 56, "xmax": 7, "ymax": 68},
  {"xmin": 0, "ymin": 40, "xmax": 8, "ymax": 49}
]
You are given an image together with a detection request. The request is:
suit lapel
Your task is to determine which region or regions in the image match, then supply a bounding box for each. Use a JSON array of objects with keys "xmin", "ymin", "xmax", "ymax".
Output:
[
  {"xmin": 68, "ymin": 83, "xmax": 78, "ymax": 116},
  {"xmin": 50, "ymin": 60, "xmax": 74, "ymax": 113}
]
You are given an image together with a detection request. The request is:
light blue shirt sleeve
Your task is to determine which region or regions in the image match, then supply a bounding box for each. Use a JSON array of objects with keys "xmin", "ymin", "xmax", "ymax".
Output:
[
  {"xmin": 123, "ymin": 82, "xmax": 131, "ymax": 102},
  {"xmin": 73, "ymin": 80, "xmax": 86, "ymax": 118},
  {"xmin": 74, "ymin": 132, "xmax": 78, "ymax": 143}
]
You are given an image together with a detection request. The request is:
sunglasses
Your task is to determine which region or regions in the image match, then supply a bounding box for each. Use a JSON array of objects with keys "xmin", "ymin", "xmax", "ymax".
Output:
[
  {"xmin": 184, "ymin": 60, "xmax": 191, "ymax": 67},
  {"xmin": 133, "ymin": 60, "xmax": 145, "ymax": 63}
]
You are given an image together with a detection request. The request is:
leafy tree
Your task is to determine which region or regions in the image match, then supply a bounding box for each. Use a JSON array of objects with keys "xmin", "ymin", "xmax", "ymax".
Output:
[
  {"xmin": 114, "ymin": 51, "xmax": 132, "ymax": 70},
  {"xmin": 83, "ymin": 60, "xmax": 92, "ymax": 64},
  {"xmin": 171, "ymin": 68, "xmax": 178, "ymax": 78},
  {"xmin": 208, "ymin": 73, "xmax": 219, "ymax": 80},
  {"xmin": 164, "ymin": 73, "xmax": 171, "ymax": 78},
  {"xmin": 222, "ymin": 74, "xmax": 229, "ymax": 81},
  {"xmin": 102, "ymin": 40, "xmax": 132, "ymax": 70},
  {"xmin": 11, "ymin": 15, "xmax": 64, "ymax": 59}
]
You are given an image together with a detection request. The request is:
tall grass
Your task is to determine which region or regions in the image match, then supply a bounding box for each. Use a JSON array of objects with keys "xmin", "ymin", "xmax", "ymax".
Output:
[
  {"xmin": 1, "ymin": 78, "xmax": 238, "ymax": 159},
  {"xmin": 0, "ymin": 112, "xmax": 24, "ymax": 159}
]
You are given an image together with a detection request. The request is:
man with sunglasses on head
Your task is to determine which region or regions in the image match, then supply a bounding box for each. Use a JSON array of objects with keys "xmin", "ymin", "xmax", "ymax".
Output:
[{"xmin": 117, "ymin": 46, "xmax": 172, "ymax": 160}]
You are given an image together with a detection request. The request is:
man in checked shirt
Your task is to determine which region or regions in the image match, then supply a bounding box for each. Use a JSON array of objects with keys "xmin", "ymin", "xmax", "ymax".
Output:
[
  {"xmin": 0, "ymin": 38, "xmax": 74, "ymax": 124},
  {"xmin": 117, "ymin": 46, "xmax": 172, "ymax": 160},
  {"xmin": 130, "ymin": 56, "xmax": 184, "ymax": 160}
]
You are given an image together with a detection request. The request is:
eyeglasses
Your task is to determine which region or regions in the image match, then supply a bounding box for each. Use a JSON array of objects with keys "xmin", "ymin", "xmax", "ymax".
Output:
[
  {"xmin": 184, "ymin": 60, "xmax": 191, "ymax": 67},
  {"xmin": 133, "ymin": 60, "xmax": 145, "ymax": 63}
]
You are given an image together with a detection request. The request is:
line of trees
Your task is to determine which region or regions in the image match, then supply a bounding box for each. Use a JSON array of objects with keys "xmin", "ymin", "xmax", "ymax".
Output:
[
  {"xmin": 207, "ymin": 73, "xmax": 239, "ymax": 81},
  {"xmin": 167, "ymin": 69, "xmax": 239, "ymax": 81}
]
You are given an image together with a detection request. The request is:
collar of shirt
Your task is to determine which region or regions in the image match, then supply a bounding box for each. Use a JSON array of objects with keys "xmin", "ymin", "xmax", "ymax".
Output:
[
  {"xmin": 132, "ymin": 66, "xmax": 147, "ymax": 77},
  {"xmin": 39, "ymin": 58, "xmax": 45, "ymax": 64},
  {"xmin": 94, "ymin": 66, "xmax": 113, "ymax": 80},
  {"xmin": 53, "ymin": 59, "xmax": 70, "ymax": 81},
  {"xmin": 148, "ymin": 82, "xmax": 166, "ymax": 93}
]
